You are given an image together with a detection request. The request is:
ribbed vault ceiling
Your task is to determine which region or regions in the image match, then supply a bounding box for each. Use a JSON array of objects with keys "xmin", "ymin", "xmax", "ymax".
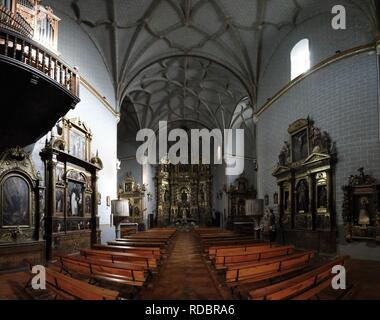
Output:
[{"xmin": 47, "ymin": 0, "xmax": 377, "ymax": 132}]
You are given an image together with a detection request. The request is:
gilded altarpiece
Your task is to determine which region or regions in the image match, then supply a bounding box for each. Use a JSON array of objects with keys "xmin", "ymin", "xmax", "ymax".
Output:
[
  {"xmin": 156, "ymin": 162, "xmax": 212, "ymax": 226},
  {"xmin": 118, "ymin": 174, "xmax": 146, "ymax": 225},
  {"xmin": 273, "ymin": 118, "xmax": 337, "ymax": 253},
  {"xmin": 41, "ymin": 118, "xmax": 103, "ymax": 260},
  {"xmin": 227, "ymin": 176, "xmax": 257, "ymax": 227}
]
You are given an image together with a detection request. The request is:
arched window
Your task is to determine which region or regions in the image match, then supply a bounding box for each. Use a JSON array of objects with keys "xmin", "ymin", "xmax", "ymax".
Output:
[{"xmin": 290, "ymin": 39, "xmax": 311, "ymax": 80}]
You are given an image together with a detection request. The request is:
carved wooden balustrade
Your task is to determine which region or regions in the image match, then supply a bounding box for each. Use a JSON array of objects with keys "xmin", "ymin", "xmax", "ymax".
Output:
[
  {"xmin": 17, "ymin": 0, "xmax": 35, "ymax": 10},
  {"xmin": 0, "ymin": 27, "xmax": 80, "ymax": 97},
  {"xmin": 0, "ymin": 4, "xmax": 33, "ymax": 38}
]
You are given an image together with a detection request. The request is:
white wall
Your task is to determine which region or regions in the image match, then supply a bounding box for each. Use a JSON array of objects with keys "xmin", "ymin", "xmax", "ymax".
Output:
[{"xmin": 255, "ymin": 4, "xmax": 379, "ymax": 260}]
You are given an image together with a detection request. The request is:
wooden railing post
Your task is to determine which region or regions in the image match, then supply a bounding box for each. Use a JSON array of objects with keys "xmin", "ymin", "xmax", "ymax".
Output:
[{"xmin": 73, "ymin": 67, "xmax": 80, "ymax": 97}]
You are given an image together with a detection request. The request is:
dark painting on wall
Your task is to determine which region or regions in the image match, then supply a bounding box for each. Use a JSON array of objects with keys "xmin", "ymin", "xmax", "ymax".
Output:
[
  {"xmin": 85, "ymin": 194, "xmax": 92, "ymax": 214},
  {"xmin": 67, "ymin": 181, "xmax": 84, "ymax": 216},
  {"xmin": 292, "ymin": 129, "xmax": 309, "ymax": 162},
  {"xmin": 56, "ymin": 189, "xmax": 64, "ymax": 214},
  {"xmin": 2, "ymin": 176, "xmax": 30, "ymax": 226}
]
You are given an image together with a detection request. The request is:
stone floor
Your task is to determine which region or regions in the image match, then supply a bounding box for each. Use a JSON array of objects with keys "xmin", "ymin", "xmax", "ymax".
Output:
[{"xmin": 0, "ymin": 231, "xmax": 380, "ymax": 300}]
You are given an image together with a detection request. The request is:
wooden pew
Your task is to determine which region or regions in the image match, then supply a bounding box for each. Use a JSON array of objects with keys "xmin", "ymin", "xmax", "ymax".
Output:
[
  {"xmin": 202, "ymin": 238, "xmax": 263, "ymax": 248},
  {"xmin": 248, "ymin": 256, "xmax": 350, "ymax": 300},
  {"xmin": 214, "ymin": 246, "xmax": 295, "ymax": 270},
  {"xmin": 111, "ymin": 240, "xmax": 167, "ymax": 248},
  {"xmin": 199, "ymin": 233, "xmax": 236, "ymax": 239},
  {"xmin": 80, "ymin": 248, "xmax": 158, "ymax": 269},
  {"xmin": 226, "ymin": 250, "xmax": 316, "ymax": 287},
  {"xmin": 57, "ymin": 254, "xmax": 148, "ymax": 287},
  {"xmin": 93, "ymin": 244, "xmax": 161, "ymax": 257},
  {"xmin": 118, "ymin": 237, "xmax": 169, "ymax": 245},
  {"xmin": 208, "ymin": 243, "xmax": 273, "ymax": 258},
  {"xmin": 79, "ymin": 255, "xmax": 149, "ymax": 272},
  {"xmin": 45, "ymin": 268, "xmax": 120, "ymax": 300}
]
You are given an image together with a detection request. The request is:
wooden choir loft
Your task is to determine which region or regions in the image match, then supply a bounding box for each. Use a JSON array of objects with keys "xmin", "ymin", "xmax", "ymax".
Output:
[{"xmin": 0, "ymin": 0, "xmax": 380, "ymax": 302}]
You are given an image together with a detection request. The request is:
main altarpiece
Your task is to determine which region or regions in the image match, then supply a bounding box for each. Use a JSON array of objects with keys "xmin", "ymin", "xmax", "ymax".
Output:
[{"xmin": 155, "ymin": 159, "xmax": 212, "ymax": 227}]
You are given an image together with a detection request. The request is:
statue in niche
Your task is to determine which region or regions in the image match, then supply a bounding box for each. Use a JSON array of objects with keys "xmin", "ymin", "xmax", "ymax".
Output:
[
  {"xmin": 200, "ymin": 185, "xmax": 205, "ymax": 202},
  {"xmin": 181, "ymin": 190, "xmax": 188, "ymax": 203},
  {"xmin": 311, "ymin": 127, "xmax": 322, "ymax": 151},
  {"xmin": 164, "ymin": 187, "xmax": 170, "ymax": 202},
  {"xmin": 278, "ymin": 142, "xmax": 290, "ymax": 166},
  {"xmin": 317, "ymin": 185, "xmax": 327, "ymax": 209},
  {"xmin": 311, "ymin": 126, "xmax": 332, "ymax": 154},
  {"xmin": 358, "ymin": 197, "xmax": 370, "ymax": 226},
  {"xmin": 297, "ymin": 180, "xmax": 309, "ymax": 212}
]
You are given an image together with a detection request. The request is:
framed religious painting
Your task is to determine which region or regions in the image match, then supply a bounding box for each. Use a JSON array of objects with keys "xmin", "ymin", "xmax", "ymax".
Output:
[
  {"xmin": 291, "ymin": 127, "xmax": 309, "ymax": 163},
  {"xmin": 55, "ymin": 187, "xmax": 65, "ymax": 215},
  {"xmin": 69, "ymin": 130, "xmax": 86, "ymax": 161},
  {"xmin": 67, "ymin": 181, "xmax": 84, "ymax": 217},
  {"xmin": 1, "ymin": 175, "xmax": 31, "ymax": 227},
  {"xmin": 56, "ymin": 118, "xmax": 93, "ymax": 162}
]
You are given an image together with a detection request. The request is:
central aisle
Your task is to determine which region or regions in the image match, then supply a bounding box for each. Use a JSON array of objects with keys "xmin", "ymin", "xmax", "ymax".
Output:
[{"xmin": 139, "ymin": 230, "xmax": 227, "ymax": 300}]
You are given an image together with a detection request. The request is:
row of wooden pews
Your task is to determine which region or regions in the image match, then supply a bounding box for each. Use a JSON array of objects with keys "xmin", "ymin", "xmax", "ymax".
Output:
[
  {"xmin": 26, "ymin": 228, "xmax": 176, "ymax": 300},
  {"xmin": 198, "ymin": 228, "xmax": 352, "ymax": 300}
]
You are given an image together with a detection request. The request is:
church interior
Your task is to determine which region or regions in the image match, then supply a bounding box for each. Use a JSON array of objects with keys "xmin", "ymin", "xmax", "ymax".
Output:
[{"xmin": 0, "ymin": 0, "xmax": 380, "ymax": 301}]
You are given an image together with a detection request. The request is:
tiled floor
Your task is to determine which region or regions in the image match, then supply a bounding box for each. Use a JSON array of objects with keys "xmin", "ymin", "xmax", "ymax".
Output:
[
  {"xmin": 139, "ymin": 231, "xmax": 230, "ymax": 300},
  {"xmin": 0, "ymin": 231, "xmax": 380, "ymax": 300}
]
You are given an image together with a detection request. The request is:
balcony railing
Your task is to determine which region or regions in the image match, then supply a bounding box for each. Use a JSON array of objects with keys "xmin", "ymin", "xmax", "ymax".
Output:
[
  {"xmin": 0, "ymin": 4, "xmax": 33, "ymax": 38},
  {"xmin": 17, "ymin": 0, "xmax": 35, "ymax": 10},
  {"xmin": 0, "ymin": 28, "xmax": 80, "ymax": 97}
]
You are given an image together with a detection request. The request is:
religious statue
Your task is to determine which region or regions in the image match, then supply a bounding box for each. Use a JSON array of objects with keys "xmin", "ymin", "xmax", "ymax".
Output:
[
  {"xmin": 164, "ymin": 187, "xmax": 170, "ymax": 202},
  {"xmin": 200, "ymin": 185, "xmax": 205, "ymax": 202},
  {"xmin": 358, "ymin": 197, "xmax": 370, "ymax": 226},
  {"xmin": 181, "ymin": 190, "xmax": 188, "ymax": 203},
  {"xmin": 297, "ymin": 180, "xmax": 309, "ymax": 212},
  {"xmin": 310, "ymin": 127, "xmax": 322, "ymax": 152},
  {"xmin": 278, "ymin": 141, "xmax": 290, "ymax": 166},
  {"xmin": 318, "ymin": 186, "xmax": 327, "ymax": 208}
]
